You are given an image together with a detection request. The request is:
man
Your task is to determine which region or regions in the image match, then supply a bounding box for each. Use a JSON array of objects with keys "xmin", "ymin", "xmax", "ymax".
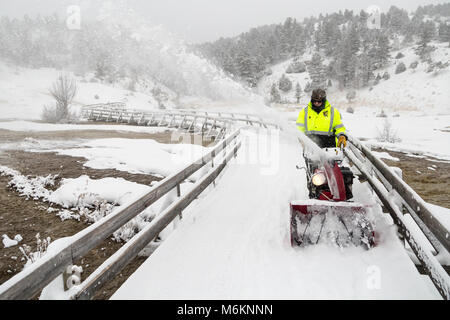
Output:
[{"xmin": 296, "ymin": 88, "xmax": 347, "ymax": 148}]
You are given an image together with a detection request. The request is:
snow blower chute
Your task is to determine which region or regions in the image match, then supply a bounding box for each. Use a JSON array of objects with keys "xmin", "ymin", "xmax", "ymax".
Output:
[{"xmin": 290, "ymin": 140, "xmax": 375, "ymax": 249}]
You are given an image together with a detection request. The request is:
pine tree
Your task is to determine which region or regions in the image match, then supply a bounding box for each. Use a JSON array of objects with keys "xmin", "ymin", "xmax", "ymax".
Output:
[
  {"xmin": 376, "ymin": 32, "xmax": 390, "ymax": 68},
  {"xmin": 270, "ymin": 83, "xmax": 281, "ymax": 103},
  {"xmin": 335, "ymin": 41, "xmax": 355, "ymax": 89},
  {"xmin": 395, "ymin": 62, "xmax": 406, "ymax": 74},
  {"xmin": 373, "ymin": 73, "xmax": 380, "ymax": 85},
  {"xmin": 438, "ymin": 22, "xmax": 450, "ymax": 46},
  {"xmin": 304, "ymin": 81, "xmax": 312, "ymax": 93},
  {"xmin": 402, "ymin": 26, "xmax": 414, "ymax": 45},
  {"xmin": 386, "ymin": 6, "xmax": 410, "ymax": 34},
  {"xmin": 278, "ymin": 74, "xmax": 292, "ymax": 92},
  {"xmin": 357, "ymin": 52, "xmax": 373, "ymax": 87},
  {"xmin": 292, "ymin": 23, "xmax": 306, "ymax": 56},
  {"xmin": 344, "ymin": 9, "xmax": 353, "ymax": 21},
  {"xmin": 323, "ymin": 19, "xmax": 341, "ymax": 56},
  {"xmin": 409, "ymin": 13, "xmax": 423, "ymax": 36},
  {"xmin": 314, "ymin": 22, "xmax": 328, "ymax": 52},
  {"xmin": 286, "ymin": 57, "xmax": 306, "ymax": 73},
  {"xmin": 295, "ymin": 82, "xmax": 302, "ymax": 103},
  {"xmin": 409, "ymin": 61, "xmax": 419, "ymax": 71},
  {"xmin": 415, "ymin": 21, "xmax": 436, "ymax": 61},
  {"xmin": 348, "ymin": 23, "xmax": 360, "ymax": 55},
  {"xmin": 236, "ymin": 49, "xmax": 259, "ymax": 87},
  {"xmin": 359, "ymin": 9, "xmax": 369, "ymax": 30},
  {"xmin": 281, "ymin": 17, "xmax": 297, "ymax": 56},
  {"xmin": 308, "ymin": 52, "xmax": 327, "ymax": 89}
]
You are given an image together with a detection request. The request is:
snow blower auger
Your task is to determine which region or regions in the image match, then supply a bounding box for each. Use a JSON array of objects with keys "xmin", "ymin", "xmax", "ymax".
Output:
[{"xmin": 290, "ymin": 145, "xmax": 376, "ymax": 250}]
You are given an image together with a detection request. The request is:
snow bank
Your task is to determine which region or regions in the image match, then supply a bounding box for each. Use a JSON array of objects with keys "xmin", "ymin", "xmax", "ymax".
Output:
[
  {"xmin": 0, "ymin": 120, "xmax": 174, "ymax": 134},
  {"xmin": 372, "ymin": 151, "xmax": 399, "ymax": 162},
  {"xmin": 48, "ymin": 175, "xmax": 150, "ymax": 209},
  {"xmin": 2, "ymin": 234, "xmax": 23, "ymax": 248},
  {"xmin": 344, "ymin": 113, "xmax": 450, "ymax": 161},
  {"xmin": 427, "ymin": 203, "xmax": 450, "ymax": 232},
  {"xmin": 46, "ymin": 138, "xmax": 211, "ymax": 179},
  {"xmin": 0, "ymin": 162, "xmax": 198, "ymax": 245},
  {"xmin": 0, "ymin": 165, "xmax": 57, "ymax": 201}
]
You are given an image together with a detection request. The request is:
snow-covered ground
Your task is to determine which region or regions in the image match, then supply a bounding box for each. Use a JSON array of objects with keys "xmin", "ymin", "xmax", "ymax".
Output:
[
  {"xmin": 0, "ymin": 61, "xmax": 167, "ymax": 120},
  {"xmin": 0, "ymin": 133, "xmax": 211, "ymax": 246},
  {"xmin": 1, "ymin": 38, "xmax": 449, "ymax": 298},
  {"xmin": 345, "ymin": 112, "xmax": 450, "ymax": 161},
  {"xmin": 43, "ymin": 137, "xmax": 211, "ymax": 178},
  {"xmin": 0, "ymin": 121, "xmax": 446, "ymax": 298},
  {"xmin": 0, "ymin": 120, "xmax": 174, "ymax": 134}
]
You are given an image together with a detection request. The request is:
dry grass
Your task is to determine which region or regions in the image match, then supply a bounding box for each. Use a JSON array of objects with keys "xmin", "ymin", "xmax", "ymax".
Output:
[{"xmin": 0, "ymin": 128, "xmax": 212, "ymax": 299}]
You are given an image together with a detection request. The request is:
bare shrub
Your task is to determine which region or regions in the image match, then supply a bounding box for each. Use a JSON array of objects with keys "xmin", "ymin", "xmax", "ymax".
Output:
[
  {"xmin": 376, "ymin": 118, "xmax": 401, "ymax": 143},
  {"xmin": 152, "ymin": 86, "xmax": 169, "ymax": 109},
  {"xmin": 19, "ymin": 233, "xmax": 51, "ymax": 268},
  {"xmin": 409, "ymin": 61, "xmax": 419, "ymax": 70},
  {"xmin": 41, "ymin": 103, "xmax": 71, "ymax": 123},
  {"xmin": 427, "ymin": 60, "xmax": 450, "ymax": 75},
  {"xmin": 376, "ymin": 109, "xmax": 387, "ymax": 118},
  {"xmin": 346, "ymin": 90, "xmax": 356, "ymax": 103},
  {"xmin": 395, "ymin": 62, "xmax": 406, "ymax": 74},
  {"xmin": 41, "ymin": 74, "xmax": 78, "ymax": 123}
]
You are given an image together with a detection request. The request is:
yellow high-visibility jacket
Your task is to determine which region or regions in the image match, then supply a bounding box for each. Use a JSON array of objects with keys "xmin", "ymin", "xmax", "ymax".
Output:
[{"xmin": 296, "ymin": 100, "xmax": 346, "ymax": 144}]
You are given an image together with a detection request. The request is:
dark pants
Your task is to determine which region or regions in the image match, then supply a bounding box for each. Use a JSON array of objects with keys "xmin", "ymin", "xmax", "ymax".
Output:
[{"xmin": 307, "ymin": 134, "xmax": 336, "ymax": 148}]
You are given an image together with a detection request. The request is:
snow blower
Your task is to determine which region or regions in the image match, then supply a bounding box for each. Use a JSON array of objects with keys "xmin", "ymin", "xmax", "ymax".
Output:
[{"xmin": 290, "ymin": 139, "xmax": 375, "ymax": 249}]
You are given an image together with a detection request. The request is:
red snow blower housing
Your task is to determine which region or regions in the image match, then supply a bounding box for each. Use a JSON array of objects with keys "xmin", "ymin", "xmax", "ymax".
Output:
[{"xmin": 290, "ymin": 146, "xmax": 376, "ymax": 249}]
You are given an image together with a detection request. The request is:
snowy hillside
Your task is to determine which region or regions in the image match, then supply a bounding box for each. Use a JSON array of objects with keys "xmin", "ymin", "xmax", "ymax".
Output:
[
  {"xmin": 258, "ymin": 41, "xmax": 450, "ymax": 115},
  {"xmin": 0, "ymin": 61, "xmax": 167, "ymax": 120},
  {"xmin": 0, "ymin": 58, "xmax": 265, "ymax": 121},
  {"xmin": 0, "ymin": 1, "xmax": 263, "ymax": 122}
]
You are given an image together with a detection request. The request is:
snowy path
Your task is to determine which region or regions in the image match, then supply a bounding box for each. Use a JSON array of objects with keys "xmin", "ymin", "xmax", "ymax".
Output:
[{"xmin": 111, "ymin": 129, "xmax": 439, "ymax": 299}]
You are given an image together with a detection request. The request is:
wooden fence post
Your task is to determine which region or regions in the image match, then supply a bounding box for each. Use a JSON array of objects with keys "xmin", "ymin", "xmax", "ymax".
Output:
[{"xmin": 176, "ymin": 184, "xmax": 182, "ymax": 220}]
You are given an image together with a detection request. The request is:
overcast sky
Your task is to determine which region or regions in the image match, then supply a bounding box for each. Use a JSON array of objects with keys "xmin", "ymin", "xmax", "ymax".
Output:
[{"xmin": 0, "ymin": 0, "xmax": 447, "ymax": 43}]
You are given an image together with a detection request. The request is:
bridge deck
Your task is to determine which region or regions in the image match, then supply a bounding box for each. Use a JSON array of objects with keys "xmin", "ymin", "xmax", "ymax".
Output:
[{"xmin": 112, "ymin": 130, "xmax": 439, "ymax": 299}]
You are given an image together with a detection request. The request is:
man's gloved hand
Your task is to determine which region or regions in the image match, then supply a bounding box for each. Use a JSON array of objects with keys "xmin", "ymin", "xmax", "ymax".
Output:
[{"xmin": 337, "ymin": 135, "xmax": 347, "ymax": 148}]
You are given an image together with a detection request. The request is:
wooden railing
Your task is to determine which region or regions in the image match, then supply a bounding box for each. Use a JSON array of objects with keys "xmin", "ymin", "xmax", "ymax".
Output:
[
  {"xmin": 0, "ymin": 129, "xmax": 241, "ymax": 300},
  {"xmin": 345, "ymin": 134, "xmax": 450, "ymax": 300},
  {"xmin": 80, "ymin": 103, "xmax": 279, "ymax": 141}
]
